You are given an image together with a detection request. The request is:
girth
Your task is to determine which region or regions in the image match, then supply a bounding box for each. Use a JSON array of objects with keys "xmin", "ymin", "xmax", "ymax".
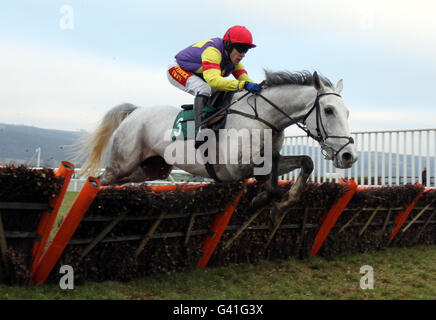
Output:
[{"xmin": 205, "ymin": 163, "xmax": 221, "ymax": 182}]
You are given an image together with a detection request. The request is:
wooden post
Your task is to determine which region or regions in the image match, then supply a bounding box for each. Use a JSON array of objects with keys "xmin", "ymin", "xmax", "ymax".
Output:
[
  {"xmin": 0, "ymin": 211, "xmax": 9, "ymax": 278},
  {"xmin": 359, "ymin": 206, "xmax": 381, "ymax": 236},
  {"xmin": 299, "ymin": 208, "xmax": 309, "ymax": 259},
  {"xmin": 381, "ymin": 208, "xmax": 392, "ymax": 233},
  {"xmin": 401, "ymin": 200, "xmax": 434, "ymax": 233},
  {"xmin": 184, "ymin": 212, "xmax": 197, "ymax": 247},
  {"xmin": 413, "ymin": 208, "xmax": 435, "ymax": 243},
  {"xmin": 80, "ymin": 212, "xmax": 128, "ymax": 260},
  {"xmin": 135, "ymin": 211, "xmax": 167, "ymax": 257},
  {"xmin": 338, "ymin": 208, "xmax": 362, "ymax": 234},
  {"xmin": 223, "ymin": 206, "xmax": 263, "ymax": 250}
]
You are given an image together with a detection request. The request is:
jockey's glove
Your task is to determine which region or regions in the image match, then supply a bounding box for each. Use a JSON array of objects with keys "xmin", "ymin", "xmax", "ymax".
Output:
[{"xmin": 244, "ymin": 82, "xmax": 261, "ymax": 93}]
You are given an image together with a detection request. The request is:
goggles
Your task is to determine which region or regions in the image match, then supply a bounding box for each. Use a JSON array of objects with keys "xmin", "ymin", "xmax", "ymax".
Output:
[{"xmin": 232, "ymin": 44, "xmax": 251, "ymax": 54}]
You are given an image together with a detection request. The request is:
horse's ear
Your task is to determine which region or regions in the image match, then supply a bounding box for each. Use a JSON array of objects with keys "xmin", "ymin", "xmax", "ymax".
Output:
[
  {"xmin": 313, "ymin": 71, "xmax": 325, "ymax": 91},
  {"xmin": 336, "ymin": 79, "xmax": 343, "ymax": 93}
]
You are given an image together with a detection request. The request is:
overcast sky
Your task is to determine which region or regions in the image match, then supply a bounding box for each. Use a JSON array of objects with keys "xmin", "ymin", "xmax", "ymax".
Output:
[{"xmin": 1, "ymin": 0, "xmax": 435, "ymax": 134}]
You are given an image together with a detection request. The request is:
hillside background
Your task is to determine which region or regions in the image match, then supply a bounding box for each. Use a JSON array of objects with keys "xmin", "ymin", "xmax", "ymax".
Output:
[{"xmin": 0, "ymin": 123, "xmax": 84, "ymax": 167}]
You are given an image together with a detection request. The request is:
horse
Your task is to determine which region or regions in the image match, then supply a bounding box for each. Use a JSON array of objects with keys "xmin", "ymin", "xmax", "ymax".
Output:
[{"xmin": 74, "ymin": 70, "xmax": 358, "ymax": 234}]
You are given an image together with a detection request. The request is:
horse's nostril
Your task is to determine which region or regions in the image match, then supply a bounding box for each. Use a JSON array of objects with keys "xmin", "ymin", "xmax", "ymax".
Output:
[{"xmin": 342, "ymin": 152, "xmax": 352, "ymax": 162}]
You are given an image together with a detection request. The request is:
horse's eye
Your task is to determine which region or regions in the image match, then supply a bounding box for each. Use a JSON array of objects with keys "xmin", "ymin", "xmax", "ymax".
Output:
[{"xmin": 325, "ymin": 108, "xmax": 334, "ymax": 116}]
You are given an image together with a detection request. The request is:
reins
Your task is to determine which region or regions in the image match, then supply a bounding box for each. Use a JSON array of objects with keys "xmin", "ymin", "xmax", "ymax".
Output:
[
  {"xmin": 198, "ymin": 82, "xmax": 354, "ymax": 159},
  {"xmin": 206, "ymin": 83, "xmax": 354, "ymax": 159}
]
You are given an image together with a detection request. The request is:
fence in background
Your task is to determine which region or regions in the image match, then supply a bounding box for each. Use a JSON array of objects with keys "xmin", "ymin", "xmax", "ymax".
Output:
[{"xmin": 281, "ymin": 128, "xmax": 436, "ymax": 188}]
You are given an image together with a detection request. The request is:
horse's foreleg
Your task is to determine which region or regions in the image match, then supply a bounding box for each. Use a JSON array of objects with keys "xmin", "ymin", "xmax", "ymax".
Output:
[
  {"xmin": 105, "ymin": 156, "xmax": 173, "ymax": 185},
  {"xmin": 253, "ymin": 154, "xmax": 312, "ymax": 211},
  {"xmin": 251, "ymin": 150, "xmax": 280, "ymax": 208},
  {"xmin": 276, "ymin": 155, "xmax": 314, "ymax": 210}
]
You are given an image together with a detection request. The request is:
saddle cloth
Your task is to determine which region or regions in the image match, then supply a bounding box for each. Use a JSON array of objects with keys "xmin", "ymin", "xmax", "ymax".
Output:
[
  {"xmin": 170, "ymin": 105, "xmax": 217, "ymax": 141},
  {"xmin": 170, "ymin": 92, "xmax": 231, "ymax": 141}
]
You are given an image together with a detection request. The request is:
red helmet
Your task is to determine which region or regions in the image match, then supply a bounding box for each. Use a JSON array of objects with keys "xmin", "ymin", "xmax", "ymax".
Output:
[{"xmin": 223, "ymin": 26, "xmax": 256, "ymax": 48}]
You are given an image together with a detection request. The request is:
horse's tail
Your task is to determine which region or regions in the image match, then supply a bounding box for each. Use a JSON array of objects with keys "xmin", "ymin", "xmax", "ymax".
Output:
[{"xmin": 75, "ymin": 103, "xmax": 138, "ymax": 177}]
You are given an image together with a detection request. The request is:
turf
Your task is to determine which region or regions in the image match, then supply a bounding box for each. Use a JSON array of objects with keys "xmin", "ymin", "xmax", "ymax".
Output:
[{"xmin": 1, "ymin": 245, "xmax": 434, "ymax": 300}]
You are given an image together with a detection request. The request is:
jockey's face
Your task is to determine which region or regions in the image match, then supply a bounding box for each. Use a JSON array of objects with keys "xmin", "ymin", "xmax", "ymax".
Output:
[{"xmin": 229, "ymin": 48, "xmax": 246, "ymax": 65}]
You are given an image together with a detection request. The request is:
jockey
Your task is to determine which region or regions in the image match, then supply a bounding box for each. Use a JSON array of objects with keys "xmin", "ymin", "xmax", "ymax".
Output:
[{"xmin": 167, "ymin": 25, "xmax": 261, "ymax": 141}]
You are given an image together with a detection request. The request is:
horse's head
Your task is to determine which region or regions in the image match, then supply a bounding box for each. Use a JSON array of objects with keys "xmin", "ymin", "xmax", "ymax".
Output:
[{"xmin": 303, "ymin": 72, "xmax": 358, "ymax": 169}]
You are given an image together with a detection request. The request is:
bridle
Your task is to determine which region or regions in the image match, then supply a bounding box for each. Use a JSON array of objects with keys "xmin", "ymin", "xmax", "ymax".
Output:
[
  {"xmin": 226, "ymin": 89, "xmax": 354, "ymax": 160},
  {"xmin": 301, "ymin": 92, "xmax": 355, "ymax": 159}
]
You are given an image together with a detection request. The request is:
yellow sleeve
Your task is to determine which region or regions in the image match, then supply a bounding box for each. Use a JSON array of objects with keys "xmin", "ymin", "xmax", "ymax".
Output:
[
  {"xmin": 201, "ymin": 47, "xmax": 246, "ymax": 91},
  {"xmin": 233, "ymin": 62, "xmax": 254, "ymax": 82}
]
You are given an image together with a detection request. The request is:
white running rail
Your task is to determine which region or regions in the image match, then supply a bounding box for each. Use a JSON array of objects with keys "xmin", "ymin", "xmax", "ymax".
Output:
[{"xmin": 280, "ymin": 128, "xmax": 436, "ymax": 188}]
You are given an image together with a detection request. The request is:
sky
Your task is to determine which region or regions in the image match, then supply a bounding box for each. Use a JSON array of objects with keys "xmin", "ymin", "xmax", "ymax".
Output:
[{"xmin": 1, "ymin": 0, "xmax": 436, "ymax": 134}]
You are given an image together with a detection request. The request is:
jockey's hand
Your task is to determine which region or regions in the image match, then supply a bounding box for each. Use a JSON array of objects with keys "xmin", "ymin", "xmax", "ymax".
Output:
[{"xmin": 244, "ymin": 82, "xmax": 261, "ymax": 93}]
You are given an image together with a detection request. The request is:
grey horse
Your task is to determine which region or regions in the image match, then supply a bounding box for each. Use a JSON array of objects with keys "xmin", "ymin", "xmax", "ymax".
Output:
[{"xmin": 75, "ymin": 70, "xmax": 358, "ymax": 226}]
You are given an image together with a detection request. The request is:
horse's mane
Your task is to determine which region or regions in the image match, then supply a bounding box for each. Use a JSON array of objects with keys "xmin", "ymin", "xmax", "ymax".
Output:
[{"xmin": 264, "ymin": 70, "xmax": 334, "ymax": 88}]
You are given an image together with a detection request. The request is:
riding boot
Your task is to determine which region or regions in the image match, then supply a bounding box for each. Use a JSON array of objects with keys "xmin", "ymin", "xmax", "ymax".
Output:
[{"xmin": 194, "ymin": 94, "xmax": 209, "ymax": 147}]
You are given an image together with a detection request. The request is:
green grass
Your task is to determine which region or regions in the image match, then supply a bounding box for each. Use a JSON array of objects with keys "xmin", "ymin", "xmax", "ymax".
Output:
[
  {"xmin": 58, "ymin": 191, "xmax": 79, "ymax": 218},
  {"xmin": 1, "ymin": 245, "xmax": 435, "ymax": 300},
  {"xmin": 44, "ymin": 191, "xmax": 79, "ymax": 244}
]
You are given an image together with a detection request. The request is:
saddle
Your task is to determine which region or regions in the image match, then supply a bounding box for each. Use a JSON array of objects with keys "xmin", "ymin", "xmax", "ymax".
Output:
[{"xmin": 171, "ymin": 91, "xmax": 232, "ymax": 141}]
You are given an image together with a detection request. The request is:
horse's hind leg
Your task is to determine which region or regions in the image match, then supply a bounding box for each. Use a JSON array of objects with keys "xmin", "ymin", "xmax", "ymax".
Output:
[
  {"xmin": 117, "ymin": 156, "xmax": 173, "ymax": 184},
  {"xmin": 101, "ymin": 159, "xmax": 141, "ymax": 186},
  {"xmin": 116, "ymin": 167, "xmax": 148, "ymax": 185},
  {"xmin": 100, "ymin": 135, "xmax": 145, "ymax": 185}
]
